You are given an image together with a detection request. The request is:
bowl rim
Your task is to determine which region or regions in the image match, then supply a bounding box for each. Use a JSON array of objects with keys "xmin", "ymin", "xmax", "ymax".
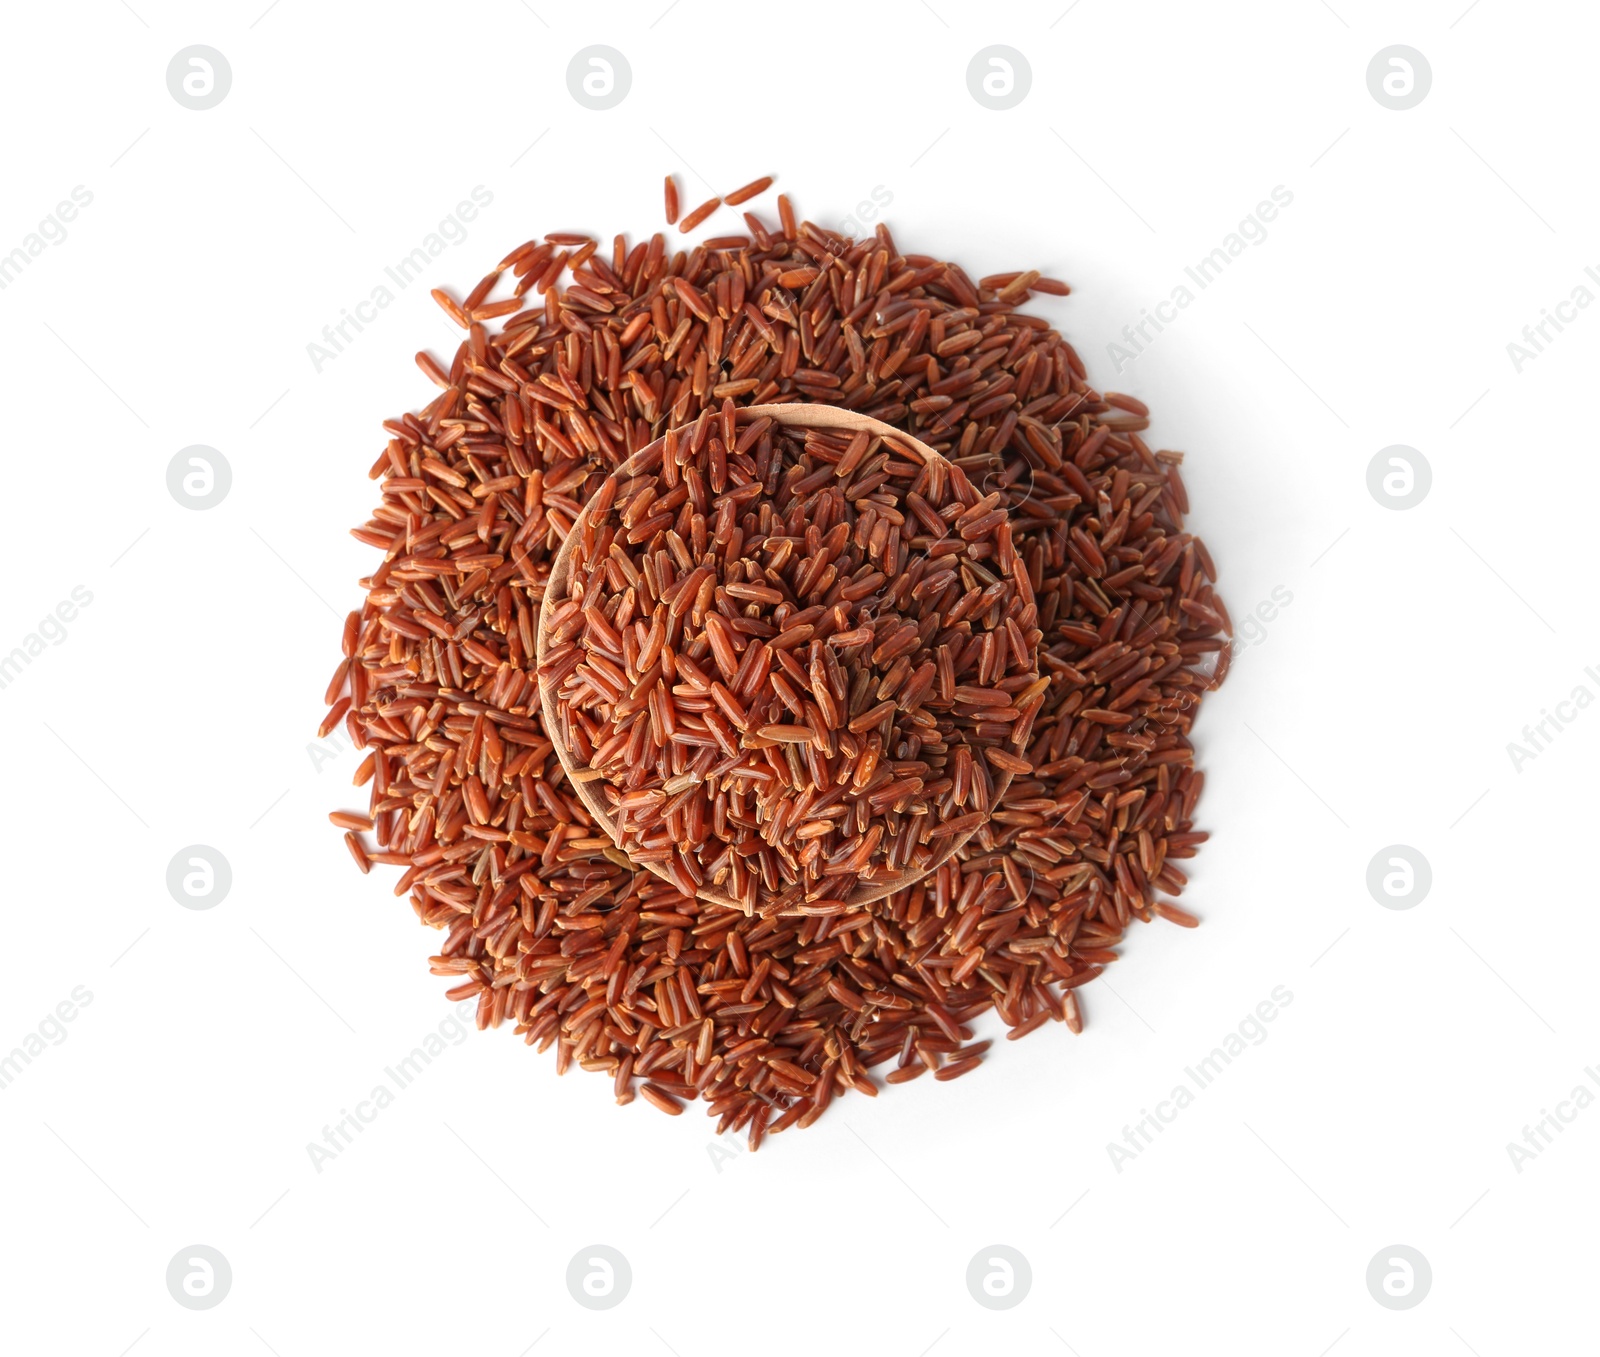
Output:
[{"xmin": 534, "ymin": 401, "xmax": 1028, "ymax": 914}]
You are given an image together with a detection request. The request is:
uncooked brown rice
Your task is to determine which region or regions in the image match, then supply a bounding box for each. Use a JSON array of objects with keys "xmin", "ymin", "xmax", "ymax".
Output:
[
  {"xmin": 678, "ymin": 195, "xmax": 721, "ymax": 234},
  {"xmin": 325, "ymin": 177, "xmax": 1228, "ymax": 1147},
  {"xmin": 538, "ymin": 409, "xmax": 1041, "ymax": 914}
]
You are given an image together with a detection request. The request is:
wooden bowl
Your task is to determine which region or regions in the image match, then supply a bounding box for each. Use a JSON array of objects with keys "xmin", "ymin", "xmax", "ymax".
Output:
[{"xmin": 535, "ymin": 402, "xmax": 1026, "ymax": 913}]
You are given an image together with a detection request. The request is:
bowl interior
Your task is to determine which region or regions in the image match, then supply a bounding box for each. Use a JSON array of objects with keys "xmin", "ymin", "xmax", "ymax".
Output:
[{"xmin": 534, "ymin": 402, "xmax": 1024, "ymax": 914}]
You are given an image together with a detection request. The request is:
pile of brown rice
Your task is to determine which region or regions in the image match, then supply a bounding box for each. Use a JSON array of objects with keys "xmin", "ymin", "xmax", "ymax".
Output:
[{"xmin": 324, "ymin": 176, "xmax": 1227, "ymax": 1146}]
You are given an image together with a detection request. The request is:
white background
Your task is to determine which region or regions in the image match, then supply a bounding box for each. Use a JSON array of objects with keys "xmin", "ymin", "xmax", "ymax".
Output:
[{"xmin": 0, "ymin": 1, "xmax": 1594, "ymax": 1353}]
